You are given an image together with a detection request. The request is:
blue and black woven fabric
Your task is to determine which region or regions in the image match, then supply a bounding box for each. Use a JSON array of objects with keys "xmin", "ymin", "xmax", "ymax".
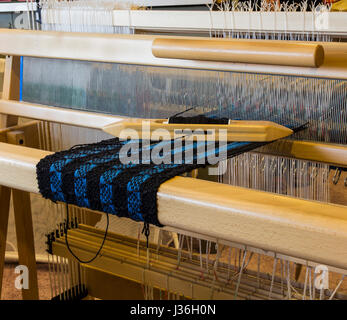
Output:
[{"xmin": 36, "ymin": 136, "xmax": 268, "ymax": 226}]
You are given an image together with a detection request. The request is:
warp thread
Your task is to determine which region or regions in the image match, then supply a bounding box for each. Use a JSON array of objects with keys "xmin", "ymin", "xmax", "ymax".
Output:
[{"xmin": 38, "ymin": 118, "xmax": 302, "ymax": 262}]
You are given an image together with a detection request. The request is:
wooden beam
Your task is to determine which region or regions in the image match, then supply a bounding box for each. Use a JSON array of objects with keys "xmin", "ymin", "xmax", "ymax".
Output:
[
  {"xmin": 1, "ymin": 56, "xmax": 20, "ymax": 128},
  {"xmin": 0, "ymin": 143, "xmax": 51, "ymax": 193},
  {"xmin": 12, "ymin": 189, "xmax": 38, "ymax": 300},
  {"xmin": 152, "ymin": 38, "xmax": 325, "ymax": 68},
  {"xmin": 257, "ymin": 139, "xmax": 347, "ymax": 168},
  {"xmin": 0, "ymin": 100, "xmax": 125, "ymax": 130},
  {"xmin": 4, "ymin": 128, "xmax": 39, "ymax": 300},
  {"xmin": 0, "ymin": 29, "xmax": 346, "ymax": 79},
  {"xmin": 0, "ymin": 55, "xmax": 19, "ymax": 300},
  {"xmin": 0, "ymin": 142, "xmax": 347, "ymax": 269},
  {"xmin": 0, "ymin": 54, "xmax": 39, "ymax": 301},
  {"xmin": 84, "ymin": 266, "xmax": 147, "ymax": 300},
  {"xmin": 0, "ymin": 186, "xmax": 11, "ymax": 299}
]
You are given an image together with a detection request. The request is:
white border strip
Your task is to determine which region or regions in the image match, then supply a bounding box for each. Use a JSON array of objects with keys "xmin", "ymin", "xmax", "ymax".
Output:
[
  {"xmin": 0, "ymin": 2, "xmax": 37, "ymax": 13},
  {"xmin": 41, "ymin": 10, "xmax": 347, "ymax": 34}
]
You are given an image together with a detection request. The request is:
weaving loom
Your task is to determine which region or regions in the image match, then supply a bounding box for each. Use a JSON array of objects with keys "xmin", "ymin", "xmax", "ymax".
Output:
[{"xmin": 0, "ymin": 0, "xmax": 346, "ymax": 300}]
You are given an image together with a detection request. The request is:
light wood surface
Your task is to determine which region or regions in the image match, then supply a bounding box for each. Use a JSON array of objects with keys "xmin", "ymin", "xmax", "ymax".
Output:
[
  {"xmin": 0, "ymin": 56, "xmax": 19, "ymax": 300},
  {"xmin": 0, "ymin": 143, "xmax": 51, "ymax": 194},
  {"xmin": 0, "ymin": 142, "xmax": 346, "ymax": 269},
  {"xmin": 258, "ymin": 140, "xmax": 347, "ymax": 168},
  {"xmin": 103, "ymin": 119, "xmax": 293, "ymax": 142},
  {"xmin": 2, "ymin": 56, "xmax": 20, "ymax": 102},
  {"xmin": 0, "ymin": 121, "xmax": 40, "ymax": 148},
  {"xmin": 0, "ymin": 100, "xmax": 125, "ymax": 130},
  {"xmin": 0, "ymin": 29, "xmax": 346, "ymax": 79},
  {"xmin": 152, "ymin": 38, "xmax": 325, "ymax": 68},
  {"xmin": 1, "ymin": 56, "xmax": 20, "ymax": 128},
  {"xmin": 6, "ymin": 130, "xmax": 39, "ymax": 300},
  {"xmin": 158, "ymin": 177, "xmax": 347, "ymax": 269},
  {"xmin": 0, "ymin": 186, "xmax": 11, "ymax": 299},
  {"xmin": 12, "ymin": 189, "xmax": 38, "ymax": 300},
  {"xmin": 84, "ymin": 266, "xmax": 149, "ymax": 300},
  {"xmin": 0, "ymin": 57, "xmax": 39, "ymax": 300}
]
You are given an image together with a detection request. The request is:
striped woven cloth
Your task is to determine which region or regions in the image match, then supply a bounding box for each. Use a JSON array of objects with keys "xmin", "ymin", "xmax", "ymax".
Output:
[{"xmin": 36, "ymin": 137, "xmax": 267, "ymax": 226}]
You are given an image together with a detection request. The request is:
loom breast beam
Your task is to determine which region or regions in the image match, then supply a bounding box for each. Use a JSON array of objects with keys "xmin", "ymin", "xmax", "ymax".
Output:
[
  {"xmin": 1, "ymin": 142, "xmax": 347, "ymax": 269},
  {"xmin": 1, "ymin": 29, "xmax": 347, "ymax": 80},
  {"xmin": 102, "ymin": 119, "xmax": 293, "ymax": 142}
]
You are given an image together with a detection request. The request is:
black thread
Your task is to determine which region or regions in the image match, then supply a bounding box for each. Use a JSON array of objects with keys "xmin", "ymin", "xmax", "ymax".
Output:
[
  {"xmin": 142, "ymin": 222, "xmax": 150, "ymax": 248},
  {"xmin": 64, "ymin": 203, "xmax": 109, "ymax": 264},
  {"xmin": 169, "ymin": 107, "xmax": 194, "ymax": 119},
  {"xmin": 169, "ymin": 115, "xmax": 229, "ymax": 125}
]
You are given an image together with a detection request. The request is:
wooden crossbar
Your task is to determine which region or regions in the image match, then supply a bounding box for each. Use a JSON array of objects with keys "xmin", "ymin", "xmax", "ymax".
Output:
[
  {"xmin": 0, "ymin": 29, "xmax": 347, "ymax": 79},
  {"xmin": 0, "ymin": 142, "xmax": 347, "ymax": 269}
]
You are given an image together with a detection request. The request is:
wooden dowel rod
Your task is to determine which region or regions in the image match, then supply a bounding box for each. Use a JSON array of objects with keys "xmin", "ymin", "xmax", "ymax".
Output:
[{"xmin": 152, "ymin": 38, "xmax": 325, "ymax": 68}]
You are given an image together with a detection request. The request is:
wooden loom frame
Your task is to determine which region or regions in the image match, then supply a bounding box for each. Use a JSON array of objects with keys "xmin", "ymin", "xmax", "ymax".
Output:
[
  {"xmin": 1, "ymin": 29, "xmax": 347, "ymax": 78},
  {"xmin": 0, "ymin": 56, "xmax": 39, "ymax": 300},
  {"xmin": 0, "ymin": 29, "xmax": 347, "ymax": 299},
  {"xmin": 0, "ymin": 28, "xmax": 347, "ymax": 166},
  {"xmin": 41, "ymin": 9, "xmax": 347, "ymax": 35}
]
